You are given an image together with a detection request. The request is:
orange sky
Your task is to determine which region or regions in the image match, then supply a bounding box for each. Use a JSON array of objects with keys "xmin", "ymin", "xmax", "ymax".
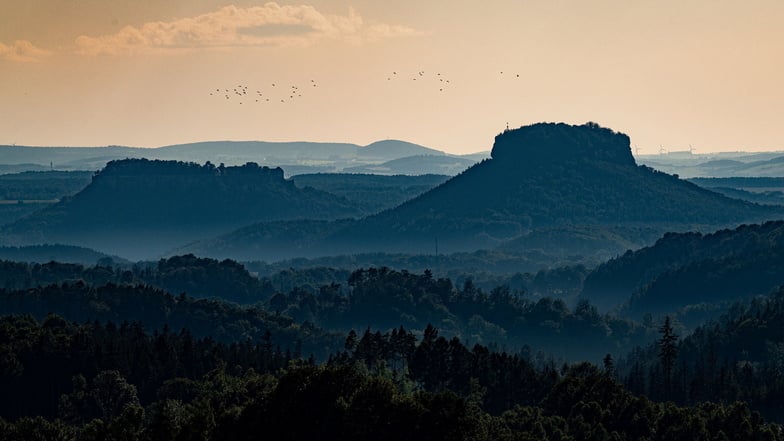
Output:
[{"xmin": 1, "ymin": 1, "xmax": 783, "ymax": 154}]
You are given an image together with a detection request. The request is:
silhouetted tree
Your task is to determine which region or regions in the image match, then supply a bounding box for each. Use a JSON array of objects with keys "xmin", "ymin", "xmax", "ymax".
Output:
[{"xmin": 658, "ymin": 316, "xmax": 678, "ymax": 398}]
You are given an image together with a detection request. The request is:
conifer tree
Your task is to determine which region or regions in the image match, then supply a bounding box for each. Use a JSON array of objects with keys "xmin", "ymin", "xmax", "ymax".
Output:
[{"xmin": 658, "ymin": 316, "xmax": 678, "ymax": 398}]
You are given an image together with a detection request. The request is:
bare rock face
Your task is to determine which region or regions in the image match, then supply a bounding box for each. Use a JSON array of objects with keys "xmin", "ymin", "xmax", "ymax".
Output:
[{"xmin": 490, "ymin": 122, "xmax": 635, "ymax": 167}]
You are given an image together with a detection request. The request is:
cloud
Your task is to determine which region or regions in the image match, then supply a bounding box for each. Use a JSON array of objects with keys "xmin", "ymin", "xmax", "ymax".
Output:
[
  {"xmin": 75, "ymin": 2, "xmax": 422, "ymax": 55},
  {"xmin": 0, "ymin": 40, "xmax": 51, "ymax": 62}
]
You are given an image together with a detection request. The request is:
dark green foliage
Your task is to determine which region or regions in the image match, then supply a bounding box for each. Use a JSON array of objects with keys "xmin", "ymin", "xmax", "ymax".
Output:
[
  {"xmin": 0, "ymin": 259, "xmax": 119, "ymax": 291},
  {"xmin": 268, "ymin": 267, "xmax": 654, "ymax": 360},
  {"xmin": 263, "ymin": 266, "xmax": 351, "ymax": 294},
  {"xmin": 621, "ymin": 288, "xmax": 784, "ymax": 421},
  {"xmin": 0, "ymin": 255, "xmax": 272, "ymax": 303},
  {"xmin": 582, "ymin": 220, "xmax": 784, "ymax": 315},
  {"xmin": 243, "ymin": 247, "xmax": 595, "ymax": 279},
  {"xmin": 0, "ymin": 282, "xmax": 342, "ymax": 358},
  {"xmin": 658, "ymin": 316, "xmax": 678, "ymax": 397},
  {"xmin": 146, "ymin": 254, "xmax": 275, "ymax": 303},
  {"xmin": 0, "ymin": 317, "xmax": 780, "ymax": 440},
  {"xmin": 0, "ymin": 315, "xmax": 292, "ymax": 420},
  {"xmin": 0, "ymin": 258, "xmax": 608, "ymax": 359}
]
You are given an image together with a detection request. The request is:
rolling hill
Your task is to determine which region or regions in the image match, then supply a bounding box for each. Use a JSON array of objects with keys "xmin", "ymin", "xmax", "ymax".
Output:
[
  {"xmin": 689, "ymin": 177, "xmax": 784, "ymax": 205},
  {"xmin": 580, "ymin": 220, "xmax": 784, "ymax": 316},
  {"xmin": 638, "ymin": 151, "xmax": 784, "ymax": 178},
  {"xmin": 0, "ymin": 244, "xmax": 126, "ymax": 265},
  {"xmin": 0, "ymin": 139, "xmax": 482, "ymax": 176}
]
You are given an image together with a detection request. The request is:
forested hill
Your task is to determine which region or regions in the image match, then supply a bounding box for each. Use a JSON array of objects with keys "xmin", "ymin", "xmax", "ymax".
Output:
[
  {"xmin": 581, "ymin": 220, "xmax": 784, "ymax": 314},
  {"xmin": 0, "ymin": 159, "xmax": 361, "ymax": 259},
  {"xmin": 323, "ymin": 123, "xmax": 778, "ymax": 254}
]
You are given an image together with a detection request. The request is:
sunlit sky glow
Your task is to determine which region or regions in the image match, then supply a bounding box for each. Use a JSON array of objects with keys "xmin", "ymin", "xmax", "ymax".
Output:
[{"xmin": 1, "ymin": 1, "xmax": 783, "ymax": 154}]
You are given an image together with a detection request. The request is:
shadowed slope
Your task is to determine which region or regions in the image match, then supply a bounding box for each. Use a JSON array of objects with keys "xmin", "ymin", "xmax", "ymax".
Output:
[{"xmin": 1, "ymin": 159, "xmax": 362, "ymax": 259}]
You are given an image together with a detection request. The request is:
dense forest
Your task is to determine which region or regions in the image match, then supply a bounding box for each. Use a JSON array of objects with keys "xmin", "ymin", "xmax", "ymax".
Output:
[
  {"xmin": 0, "ymin": 315, "xmax": 781, "ymax": 440},
  {"xmin": 0, "ymin": 257, "xmax": 649, "ymax": 360},
  {"xmin": 2, "ymin": 249, "xmax": 784, "ymax": 438},
  {"xmin": 581, "ymin": 221, "xmax": 784, "ymax": 319},
  {"xmin": 619, "ymin": 288, "xmax": 784, "ymax": 422}
]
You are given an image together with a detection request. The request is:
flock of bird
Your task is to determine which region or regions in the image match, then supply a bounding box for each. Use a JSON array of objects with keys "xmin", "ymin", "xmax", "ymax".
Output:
[
  {"xmin": 208, "ymin": 70, "xmax": 522, "ymax": 105},
  {"xmin": 384, "ymin": 70, "xmax": 521, "ymax": 92},
  {"xmin": 209, "ymin": 79, "xmax": 319, "ymax": 105},
  {"xmin": 385, "ymin": 70, "xmax": 454, "ymax": 93}
]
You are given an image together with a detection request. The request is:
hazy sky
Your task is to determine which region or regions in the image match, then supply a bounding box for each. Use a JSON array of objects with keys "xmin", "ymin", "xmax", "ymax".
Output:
[{"xmin": 1, "ymin": 1, "xmax": 783, "ymax": 154}]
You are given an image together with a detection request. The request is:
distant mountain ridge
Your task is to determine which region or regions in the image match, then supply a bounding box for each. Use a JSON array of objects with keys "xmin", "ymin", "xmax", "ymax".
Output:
[
  {"xmin": 638, "ymin": 150, "xmax": 784, "ymax": 178},
  {"xmin": 183, "ymin": 122, "xmax": 781, "ymax": 261},
  {"xmin": 0, "ymin": 139, "xmax": 484, "ymax": 176}
]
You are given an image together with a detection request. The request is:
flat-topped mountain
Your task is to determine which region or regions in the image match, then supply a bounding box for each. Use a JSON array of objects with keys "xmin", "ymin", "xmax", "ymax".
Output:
[
  {"xmin": 1, "ymin": 159, "xmax": 361, "ymax": 259},
  {"xmin": 185, "ymin": 122, "xmax": 780, "ymax": 261},
  {"xmin": 328, "ymin": 122, "xmax": 775, "ymax": 251}
]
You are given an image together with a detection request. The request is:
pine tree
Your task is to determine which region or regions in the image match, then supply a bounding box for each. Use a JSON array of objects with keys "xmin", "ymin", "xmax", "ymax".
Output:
[
  {"xmin": 602, "ymin": 353, "xmax": 615, "ymax": 379},
  {"xmin": 658, "ymin": 316, "xmax": 678, "ymax": 398}
]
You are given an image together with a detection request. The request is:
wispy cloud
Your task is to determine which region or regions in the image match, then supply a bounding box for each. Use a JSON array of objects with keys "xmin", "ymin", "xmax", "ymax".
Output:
[
  {"xmin": 75, "ymin": 3, "xmax": 422, "ymax": 55},
  {"xmin": 0, "ymin": 40, "xmax": 51, "ymax": 62}
]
